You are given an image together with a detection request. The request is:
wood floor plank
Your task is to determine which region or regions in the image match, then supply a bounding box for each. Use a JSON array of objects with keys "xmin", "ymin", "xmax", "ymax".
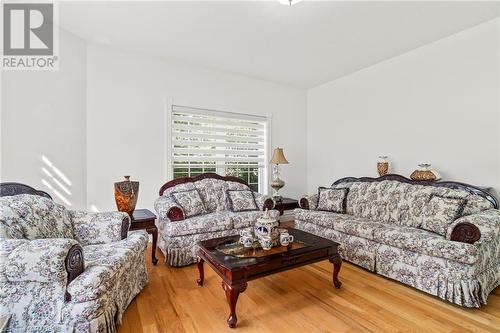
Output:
[{"xmin": 118, "ymin": 245, "xmax": 500, "ymax": 333}]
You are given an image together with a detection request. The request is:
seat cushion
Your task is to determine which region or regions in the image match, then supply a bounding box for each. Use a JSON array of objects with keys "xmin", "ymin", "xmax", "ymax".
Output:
[
  {"xmin": 67, "ymin": 231, "xmax": 148, "ymax": 303},
  {"xmin": 294, "ymin": 209, "xmax": 387, "ymax": 240},
  {"xmin": 373, "ymin": 225, "xmax": 478, "ymax": 265},
  {"xmin": 165, "ymin": 212, "xmax": 232, "ymax": 237}
]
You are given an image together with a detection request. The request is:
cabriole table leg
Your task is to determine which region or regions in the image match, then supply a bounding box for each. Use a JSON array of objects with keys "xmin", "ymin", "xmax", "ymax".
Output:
[
  {"xmin": 196, "ymin": 258, "xmax": 204, "ymax": 286},
  {"xmin": 329, "ymin": 255, "xmax": 342, "ymax": 289},
  {"xmin": 221, "ymin": 281, "xmax": 247, "ymax": 328}
]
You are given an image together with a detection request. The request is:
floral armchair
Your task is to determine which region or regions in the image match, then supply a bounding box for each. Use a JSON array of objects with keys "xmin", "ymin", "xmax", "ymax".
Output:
[
  {"xmin": 0, "ymin": 183, "xmax": 148, "ymax": 333},
  {"xmin": 155, "ymin": 173, "xmax": 279, "ymax": 267}
]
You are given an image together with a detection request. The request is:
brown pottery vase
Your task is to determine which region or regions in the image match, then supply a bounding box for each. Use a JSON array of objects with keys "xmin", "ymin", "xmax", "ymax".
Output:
[
  {"xmin": 114, "ymin": 176, "xmax": 139, "ymax": 216},
  {"xmin": 377, "ymin": 156, "xmax": 389, "ymax": 176}
]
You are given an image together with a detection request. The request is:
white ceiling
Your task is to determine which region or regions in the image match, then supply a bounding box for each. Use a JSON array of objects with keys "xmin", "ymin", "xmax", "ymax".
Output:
[{"xmin": 59, "ymin": 1, "xmax": 500, "ymax": 88}]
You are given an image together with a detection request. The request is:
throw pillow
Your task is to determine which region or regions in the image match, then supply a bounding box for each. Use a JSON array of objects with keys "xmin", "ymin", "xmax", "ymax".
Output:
[
  {"xmin": 170, "ymin": 189, "xmax": 207, "ymax": 218},
  {"xmin": 226, "ymin": 189, "xmax": 258, "ymax": 212},
  {"xmin": 420, "ymin": 194, "xmax": 467, "ymax": 236},
  {"xmin": 316, "ymin": 187, "xmax": 349, "ymax": 213}
]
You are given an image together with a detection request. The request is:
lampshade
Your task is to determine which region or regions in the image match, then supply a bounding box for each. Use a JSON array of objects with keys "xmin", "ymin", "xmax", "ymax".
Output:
[{"xmin": 270, "ymin": 148, "xmax": 289, "ymax": 165}]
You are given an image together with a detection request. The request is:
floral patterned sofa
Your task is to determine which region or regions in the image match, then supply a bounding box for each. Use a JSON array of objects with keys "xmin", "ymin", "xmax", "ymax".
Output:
[
  {"xmin": 296, "ymin": 175, "xmax": 500, "ymax": 308},
  {"xmin": 0, "ymin": 183, "xmax": 148, "ymax": 332},
  {"xmin": 155, "ymin": 173, "xmax": 278, "ymax": 267}
]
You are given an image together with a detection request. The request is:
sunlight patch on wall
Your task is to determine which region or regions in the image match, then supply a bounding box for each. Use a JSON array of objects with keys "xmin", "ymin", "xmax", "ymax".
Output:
[
  {"xmin": 41, "ymin": 179, "xmax": 71, "ymax": 206},
  {"xmin": 90, "ymin": 205, "xmax": 100, "ymax": 213},
  {"xmin": 41, "ymin": 155, "xmax": 72, "ymax": 186},
  {"xmin": 41, "ymin": 167, "xmax": 72, "ymax": 195},
  {"xmin": 40, "ymin": 155, "xmax": 72, "ymax": 206}
]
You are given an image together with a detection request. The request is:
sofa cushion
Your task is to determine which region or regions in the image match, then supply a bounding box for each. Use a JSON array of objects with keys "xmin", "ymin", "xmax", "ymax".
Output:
[
  {"xmin": 431, "ymin": 187, "xmax": 494, "ymax": 216},
  {"xmin": 0, "ymin": 194, "xmax": 73, "ymax": 240},
  {"xmin": 373, "ymin": 225, "xmax": 478, "ymax": 265},
  {"xmin": 70, "ymin": 211, "xmax": 129, "ymax": 246},
  {"xmin": 344, "ymin": 181, "xmax": 434, "ymax": 227},
  {"xmin": 194, "ymin": 178, "xmax": 228, "ymax": 212},
  {"xmin": 294, "ymin": 209, "xmax": 387, "ymax": 240},
  {"xmin": 165, "ymin": 212, "xmax": 232, "ymax": 237},
  {"xmin": 420, "ymin": 195, "xmax": 467, "ymax": 236},
  {"xmin": 170, "ymin": 189, "xmax": 207, "ymax": 217},
  {"xmin": 226, "ymin": 210, "xmax": 279, "ymax": 229},
  {"xmin": 316, "ymin": 187, "xmax": 348, "ymax": 213},
  {"xmin": 337, "ymin": 180, "xmax": 494, "ymax": 228},
  {"xmin": 227, "ymin": 210, "xmax": 263, "ymax": 229},
  {"xmin": 386, "ymin": 184, "xmax": 433, "ymax": 227},
  {"xmin": 226, "ymin": 190, "xmax": 258, "ymax": 212}
]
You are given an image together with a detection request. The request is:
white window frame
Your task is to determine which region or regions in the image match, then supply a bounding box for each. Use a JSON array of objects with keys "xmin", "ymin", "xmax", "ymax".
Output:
[{"xmin": 165, "ymin": 100, "xmax": 270, "ymax": 194}]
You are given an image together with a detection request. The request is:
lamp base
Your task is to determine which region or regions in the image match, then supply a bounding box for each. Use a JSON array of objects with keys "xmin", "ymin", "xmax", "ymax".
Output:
[
  {"xmin": 272, "ymin": 193, "xmax": 283, "ymax": 202},
  {"xmin": 271, "ymin": 177, "xmax": 285, "ymax": 202}
]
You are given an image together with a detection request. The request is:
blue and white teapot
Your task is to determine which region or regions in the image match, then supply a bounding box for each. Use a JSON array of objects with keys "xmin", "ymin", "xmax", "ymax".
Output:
[{"xmin": 254, "ymin": 209, "xmax": 279, "ymax": 246}]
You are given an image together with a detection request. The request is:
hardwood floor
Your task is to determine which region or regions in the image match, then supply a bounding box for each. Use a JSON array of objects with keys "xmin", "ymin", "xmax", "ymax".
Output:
[{"xmin": 119, "ymin": 245, "xmax": 500, "ymax": 333}]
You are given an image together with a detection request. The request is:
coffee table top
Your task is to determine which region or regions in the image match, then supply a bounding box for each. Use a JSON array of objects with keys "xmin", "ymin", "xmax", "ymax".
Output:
[{"xmin": 197, "ymin": 228, "xmax": 338, "ymax": 271}]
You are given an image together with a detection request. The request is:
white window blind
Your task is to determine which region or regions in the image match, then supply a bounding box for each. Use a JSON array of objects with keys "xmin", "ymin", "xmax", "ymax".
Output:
[{"xmin": 171, "ymin": 105, "xmax": 268, "ymax": 170}]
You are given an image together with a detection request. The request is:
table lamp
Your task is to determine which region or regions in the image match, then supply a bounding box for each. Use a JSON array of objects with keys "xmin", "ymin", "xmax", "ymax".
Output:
[{"xmin": 270, "ymin": 147, "xmax": 289, "ymax": 201}]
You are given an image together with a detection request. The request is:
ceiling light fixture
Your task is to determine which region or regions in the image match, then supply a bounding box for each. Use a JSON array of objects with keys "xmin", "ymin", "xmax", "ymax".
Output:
[{"xmin": 276, "ymin": 0, "xmax": 302, "ymax": 6}]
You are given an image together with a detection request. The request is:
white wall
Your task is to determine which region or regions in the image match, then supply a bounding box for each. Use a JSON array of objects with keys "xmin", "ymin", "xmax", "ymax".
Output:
[
  {"xmin": 1, "ymin": 30, "xmax": 87, "ymax": 209},
  {"xmin": 86, "ymin": 44, "xmax": 307, "ymax": 212},
  {"xmin": 3, "ymin": 18, "xmax": 498, "ymax": 211},
  {"xmin": 307, "ymin": 18, "xmax": 500, "ymax": 194}
]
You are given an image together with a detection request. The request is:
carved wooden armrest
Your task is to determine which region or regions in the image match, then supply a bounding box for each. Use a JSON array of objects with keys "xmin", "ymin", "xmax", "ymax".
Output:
[
  {"xmin": 167, "ymin": 206, "xmax": 185, "ymax": 221},
  {"xmin": 121, "ymin": 215, "xmax": 130, "ymax": 239},
  {"xmin": 65, "ymin": 244, "xmax": 84, "ymax": 301},
  {"xmin": 262, "ymin": 198, "xmax": 275, "ymax": 211},
  {"xmin": 450, "ymin": 222, "xmax": 481, "ymax": 244},
  {"xmin": 299, "ymin": 197, "xmax": 310, "ymax": 210},
  {"xmin": 299, "ymin": 194, "xmax": 319, "ymax": 210}
]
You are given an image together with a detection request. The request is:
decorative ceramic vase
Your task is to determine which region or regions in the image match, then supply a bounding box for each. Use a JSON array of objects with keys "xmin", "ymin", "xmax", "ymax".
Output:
[
  {"xmin": 410, "ymin": 164, "xmax": 439, "ymax": 181},
  {"xmin": 254, "ymin": 209, "xmax": 280, "ymax": 247},
  {"xmin": 377, "ymin": 156, "xmax": 389, "ymax": 176},
  {"xmin": 114, "ymin": 176, "xmax": 139, "ymax": 216}
]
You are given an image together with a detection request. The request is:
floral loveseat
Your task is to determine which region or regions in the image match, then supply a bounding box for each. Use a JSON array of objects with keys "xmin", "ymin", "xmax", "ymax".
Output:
[
  {"xmin": 155, "ymin": 173, "xmax": 278, "ymax": 267},
  {"xmin": 0, "ymin": 183, "xmax": 148, "ymax": 332},
  {"xmin": 296, "ymin": 175, "xmax": 500, "ymax": 308}
]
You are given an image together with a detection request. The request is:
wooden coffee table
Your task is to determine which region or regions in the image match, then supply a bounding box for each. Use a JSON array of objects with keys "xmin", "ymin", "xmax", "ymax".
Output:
[{"xmin": 196, "ymin": 228, "xmax": 342, "ymax": 328}]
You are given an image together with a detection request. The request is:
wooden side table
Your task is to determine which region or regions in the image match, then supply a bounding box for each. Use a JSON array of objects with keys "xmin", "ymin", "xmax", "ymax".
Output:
[
  {"xmin": 274, "ymin": 197, "xmax": 299, "ymax": 216},
  {"xmin": 130, "ymin": 209, "xmax": 158, "ymax": 265}
]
